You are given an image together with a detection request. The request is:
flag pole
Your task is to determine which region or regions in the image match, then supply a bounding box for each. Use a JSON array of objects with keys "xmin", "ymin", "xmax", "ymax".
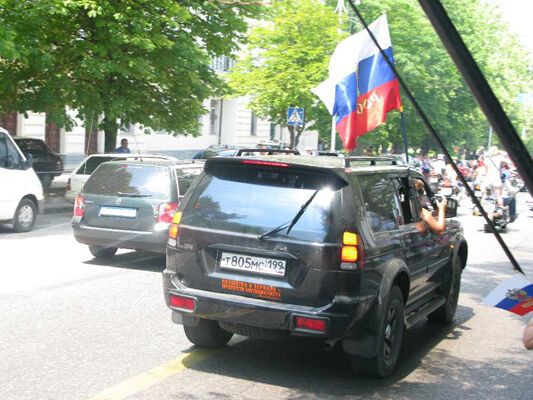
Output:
[
  {"xmin": 330, "ymin": 117, "xmax": 336, "ymax": 151},
  {"xmin": 400, "ymin": 106, "xmax": 409, "ymax": 167}
]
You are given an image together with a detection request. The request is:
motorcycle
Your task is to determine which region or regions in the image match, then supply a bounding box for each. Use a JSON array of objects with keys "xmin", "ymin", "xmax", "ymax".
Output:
[
  {"xmin": 470, "ymin": 182, "xmax": 483, "ymax": 216},
  {"xmin": 481, "ymin": 195, "xmax": 510, "ymax": 233}
]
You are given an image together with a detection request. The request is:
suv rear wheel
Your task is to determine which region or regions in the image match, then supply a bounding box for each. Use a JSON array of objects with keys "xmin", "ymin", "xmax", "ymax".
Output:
[
  {"xmin": 183, "ymin": 319, "xmax": 233, "ymax": 348},
  {"xmin": 88, "ymin": 245, "xmax": 117, "ymax": 259},
  {"xmin": 427, "ymin": 253, "xmax": 461, "ymax": 322},
  {"xmin": 350, "ymin": 285, "xmax": 405, "ymax": 378}
]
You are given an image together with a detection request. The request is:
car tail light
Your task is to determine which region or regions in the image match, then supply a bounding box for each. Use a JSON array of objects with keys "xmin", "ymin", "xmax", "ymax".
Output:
[
  {"xmin": 242, "ymin": 160, "xmax": 289, "ymax": 168},
  {"xmin": 169, "ymin": 294, "xmax": 196, "ymax": 312},
  {"xmin": 156, "ymin": 202, "xmax": 178, "ymax": 223},
  {"xmin": 294, "ymin": 316, "xmax": 327, "ymax": 333},
  {"xmin": 340, "ymin": 231, "xmax": 364, "ymax": 269},
  {"xmin": 168, "ymin": 211, "xmax": 182, "ymax": 239},
  {"xmin": 66, "ymin": 178, "xmax": 71, "ymax": 192},
  {"xmin": 73, "ymin": 195, "xmax": 84, "ymax": 217}
]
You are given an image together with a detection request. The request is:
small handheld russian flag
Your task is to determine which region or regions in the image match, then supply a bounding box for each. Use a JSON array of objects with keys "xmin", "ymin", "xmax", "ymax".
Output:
[{"xmin": 483, "ymin": 275, "xmax": 533, "ymax": 316}]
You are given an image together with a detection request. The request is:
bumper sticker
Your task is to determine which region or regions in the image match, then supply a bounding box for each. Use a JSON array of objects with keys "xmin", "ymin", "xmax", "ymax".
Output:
[{"xmin": 221, "ymin": 279, "xmax": 281, "ymax": 301}]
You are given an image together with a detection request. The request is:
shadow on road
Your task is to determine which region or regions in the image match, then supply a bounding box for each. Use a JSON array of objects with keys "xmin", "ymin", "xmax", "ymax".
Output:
[
  {"xmin": 83, "ymin": 250, "xmax": 166, "ymax": 273},
  {"xmin": 169, "ymin": 305, "xmax": 514, "ymax": 400}
]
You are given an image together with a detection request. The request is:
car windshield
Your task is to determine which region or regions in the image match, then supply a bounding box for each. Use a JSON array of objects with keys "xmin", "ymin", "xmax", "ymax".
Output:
[
  {"xmin": 182, "ymin": 164, "xmax": 342, "ymax": 242},
  {"xmin": 83, "ymin": 163, "xmax": 170, "ymax": 199}
]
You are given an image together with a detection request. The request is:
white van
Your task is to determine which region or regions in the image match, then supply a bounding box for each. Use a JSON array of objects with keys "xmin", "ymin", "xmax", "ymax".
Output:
[{"xmin": 0, "ymin": 128, "xmax": 44, "ymax": 232}]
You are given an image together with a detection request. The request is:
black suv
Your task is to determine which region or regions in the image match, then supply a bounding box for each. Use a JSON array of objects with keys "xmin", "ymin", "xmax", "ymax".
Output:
[
  {"xmin": 163, "ymin": 156, "xmax": 467, "ymax": 378},
  {"xmin": 72, "ymin": 159, "xmax": 202, "ymax": 259},
  {"xmin": 13, "ymin": 137, "xmax": 64, "ymax": 189}
]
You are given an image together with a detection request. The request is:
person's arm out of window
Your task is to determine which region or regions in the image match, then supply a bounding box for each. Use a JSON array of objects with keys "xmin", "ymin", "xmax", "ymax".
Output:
[{"xmin": 421, "ymin": 198, "xmax": 447, "ymax": 235}]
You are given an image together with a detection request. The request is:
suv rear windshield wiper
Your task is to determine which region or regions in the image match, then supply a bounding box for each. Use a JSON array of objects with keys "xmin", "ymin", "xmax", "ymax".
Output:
[
  {"xmin": 258, "ymin": 189, "xmax": 320, "ymax": 240},
  {"xmin": 117, "ymin": 192, "xmax": 152, "ymax": 198}
]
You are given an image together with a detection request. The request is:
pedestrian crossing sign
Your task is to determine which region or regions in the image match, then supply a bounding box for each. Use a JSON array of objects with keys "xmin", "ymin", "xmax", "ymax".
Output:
[{"xmin": 287, "ymin": 107, "xmax": 305, "ymax": 127}]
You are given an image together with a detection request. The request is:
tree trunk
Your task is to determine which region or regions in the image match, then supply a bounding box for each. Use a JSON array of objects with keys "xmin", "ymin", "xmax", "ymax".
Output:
[
  {"xmin": 84, "ymin": 113, "xmax": 98, "ymax": 155},
  {"xmin": 294, "ymin": 127, "xmax": 304, "ymax": 149},
  {"xmin": 287, "ymin": 125, "xmax": 295, "ymax": 149},
  {"xmin": 45, "ymin": 113, "xmax": 61, "ymax": 153},
  {"xmin": 102, "ymin": 114, "xmax": 118, "ymax": 153}
]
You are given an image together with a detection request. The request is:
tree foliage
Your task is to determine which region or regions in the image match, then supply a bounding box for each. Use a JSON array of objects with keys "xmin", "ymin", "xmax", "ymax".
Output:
[
  {"xmin": 228, "ymin": 0, "xmax": 344, "ymax": 148},
  {"xmin": 229, "ymin": 0, "xmax": 531, "ymax": 153},
  {"xmin": 0, "ymin": 0, "xmax": 261, "ymax": 151}
]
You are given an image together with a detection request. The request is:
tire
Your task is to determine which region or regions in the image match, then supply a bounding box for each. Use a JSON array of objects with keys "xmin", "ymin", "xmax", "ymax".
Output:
[
  {"xmin": 350, "ymin": 286, "xmax": 405, "ymax": 378},
  {"xmin": 40, "ymin": 174, "xmax": 52, "ymax": 190},
  {"xmin": 184, "ymin": 319, "xmax": 233, "ymax": 348},
  {"xmin": 428, "ymin": 253, "xmax": 462, "ymax": 323},
  {"xmin": 13, "ymin": 199, "xmax": 37, "ymax": 232},
  {"xmin": 88, "ymin": 245, "xmax": 117, "ymax": 259}
]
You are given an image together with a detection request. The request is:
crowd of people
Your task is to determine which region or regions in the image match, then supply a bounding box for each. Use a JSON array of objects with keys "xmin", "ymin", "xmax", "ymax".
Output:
[{"xmin": 409, "ymin": 146, "xmax": 520, "ymax": 221}]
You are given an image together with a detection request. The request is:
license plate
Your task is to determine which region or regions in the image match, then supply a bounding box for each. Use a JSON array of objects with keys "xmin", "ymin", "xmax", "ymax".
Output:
[
  {"xmin": 99, "ymin": 206, "xmax": 137, "ymax": 218},
  {"xmin": 219, "ymin": 252, "xmax": 286, "ymax": 277},
  {"xmin": 440, "ymin": 187, "xmax": 453, "ymax": 196},
  {"xmin": 430, "ymin": 177, "xmax": 439, "ymax": 183},
  {"xmin": 475, "ymin": 190, "xmax": 482, "ymax": 197}
]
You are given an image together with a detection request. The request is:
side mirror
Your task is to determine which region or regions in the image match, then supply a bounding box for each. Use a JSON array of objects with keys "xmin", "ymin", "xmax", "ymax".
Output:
[
  {"xmin": 445, "ymin": 197, "xmax": 458, "ymax": 218},
  {"xmin": 23, "ymin": 152, "xmax": 33, "ymax": 170}
]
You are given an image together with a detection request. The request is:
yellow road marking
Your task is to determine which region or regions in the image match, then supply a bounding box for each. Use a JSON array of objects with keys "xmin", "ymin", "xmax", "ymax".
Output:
[{"xmin": 85, "ymin": 348, "xmax": 220, "ymax": 400}]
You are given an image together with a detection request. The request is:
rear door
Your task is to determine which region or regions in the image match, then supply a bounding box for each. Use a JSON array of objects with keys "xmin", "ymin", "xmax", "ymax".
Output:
[
  {"xmin": 173, "ymin": 160, "xmax": 346, "ymax": 307},
  {"xmin": 82, "ymin": 163, "xmax": 174, "ymax": 232}
]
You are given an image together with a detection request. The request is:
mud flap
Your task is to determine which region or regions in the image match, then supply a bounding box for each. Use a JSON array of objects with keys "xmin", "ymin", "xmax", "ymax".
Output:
[{"xmin": 172, "ymin": 311, "xmax": 200, "ymax": 327}]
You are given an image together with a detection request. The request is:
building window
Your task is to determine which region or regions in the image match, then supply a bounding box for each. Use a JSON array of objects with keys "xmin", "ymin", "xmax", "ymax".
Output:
[
  {"xmin": 211, "ymin": 56, "xmax": 235, "ymax": 73},
  {"xmin": 210, "ymin": 99, "xmax": 220, "ymax": 136},
  {"xmin": 250, "ymin": 112, "xmax": 257, "ymax": 136}
]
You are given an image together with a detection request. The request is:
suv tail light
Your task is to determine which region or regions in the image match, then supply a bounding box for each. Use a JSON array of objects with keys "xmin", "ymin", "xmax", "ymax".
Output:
[
  {"xmin": 156, "ymin": 202, "xmax": 178, "ymax": 224},
  {"xmin": 168, "ymin": 211, "xmax": 182, "ymax": 240},
  {"xmin": 73, "ymin": 195, "xmax": 84, "ymax": 217},
  {"xmin": 341, "ymin": 231, "xmax": 364, "ymax": 270},
  {"xmin": 66, "ymin": 178, "xmax": 71, "ymax": 192},
  {"xmin": 169, "ymin": 294, "xmax": 196, "ymax": 312}
]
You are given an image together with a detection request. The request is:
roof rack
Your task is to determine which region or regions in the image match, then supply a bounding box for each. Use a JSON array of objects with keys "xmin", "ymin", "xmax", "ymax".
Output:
[
  {"xmin": 344, "ymin": 156, "xmax": 398, "ymax": 167},
  {"xmin": 235, "ymin": 149, "xmax": 301, "ymax": 156}
]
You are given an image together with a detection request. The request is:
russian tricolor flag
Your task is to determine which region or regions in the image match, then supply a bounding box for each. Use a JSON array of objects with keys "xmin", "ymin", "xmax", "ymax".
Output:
[
  {"xmin": 483, "ymin": 275, "xmax": 533, "ymax": 316},
  {"xmin": 312, "ymin": 15, "xmax": 402, "ymax": 151}
]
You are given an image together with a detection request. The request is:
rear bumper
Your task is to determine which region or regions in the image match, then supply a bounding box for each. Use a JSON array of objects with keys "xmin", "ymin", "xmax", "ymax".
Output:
[
  {"xmin": 73, "ymin": 223, "xmax": 167, "ymax": 253},
  {"xmin": 162, "ymin": 271, "xmax": 376, "ymax": 339}
]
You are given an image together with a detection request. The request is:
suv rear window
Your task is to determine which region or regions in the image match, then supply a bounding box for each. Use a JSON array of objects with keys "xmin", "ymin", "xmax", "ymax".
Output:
[
  {"xmin": 83, "ymin": 163, "xmax": 170, "ymax": 199},
  {"xmin": 182, "ymin": 164, "xmax": 343, "ymax": 242}
]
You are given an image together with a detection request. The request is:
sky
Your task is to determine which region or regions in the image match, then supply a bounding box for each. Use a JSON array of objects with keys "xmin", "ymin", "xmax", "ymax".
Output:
[{"xmin": 490, "ymin": 0, "xmax": 533, "ymax": 59}]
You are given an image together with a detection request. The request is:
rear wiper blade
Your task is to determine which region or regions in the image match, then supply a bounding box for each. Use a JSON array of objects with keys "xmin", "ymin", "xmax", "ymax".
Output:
[
  {"xmin": 258, "ymin": 189, "xmax": 320, "ymax": 240},
  {"xmin": 117, "ymin": 192, "xmax": 152, "ymax": 198}
]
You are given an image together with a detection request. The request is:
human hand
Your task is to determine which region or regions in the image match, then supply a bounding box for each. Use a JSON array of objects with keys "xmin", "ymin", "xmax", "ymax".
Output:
[{"xmin": 436, "ymin": 197, "xmax": 447, "ymax": 211}]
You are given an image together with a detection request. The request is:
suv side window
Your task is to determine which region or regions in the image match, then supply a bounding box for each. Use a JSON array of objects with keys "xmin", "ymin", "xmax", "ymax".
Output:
[
  {"xmin": 391, "ymin": 177, "xmax": 420, "ymax": 224},
  {"xmin": 359, "ymin": 175, "xmax": 401, "ymax": 232}
]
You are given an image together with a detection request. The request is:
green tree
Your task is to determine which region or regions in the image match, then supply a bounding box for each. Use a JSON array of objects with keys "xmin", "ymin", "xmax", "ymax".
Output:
[
  {"xmin": 0, "ymin": 0, "xmax": 261, "ymax": 151},
  {"xmin": 345, "ymin": 0, "xmax": 532, "ymax": 154},
  {"xmin": 228, "ymin": 0, "xmax": 344, "ymax": 149},
  {"xmin": 229, "ymin": 0, "xmax": 531, "ymax": 154}
]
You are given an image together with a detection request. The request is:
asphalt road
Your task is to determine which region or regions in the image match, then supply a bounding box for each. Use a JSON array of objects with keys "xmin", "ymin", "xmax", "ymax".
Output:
[{"xmin": 0, "ymin": 195, "xmax": 532, "ymax": 400}]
